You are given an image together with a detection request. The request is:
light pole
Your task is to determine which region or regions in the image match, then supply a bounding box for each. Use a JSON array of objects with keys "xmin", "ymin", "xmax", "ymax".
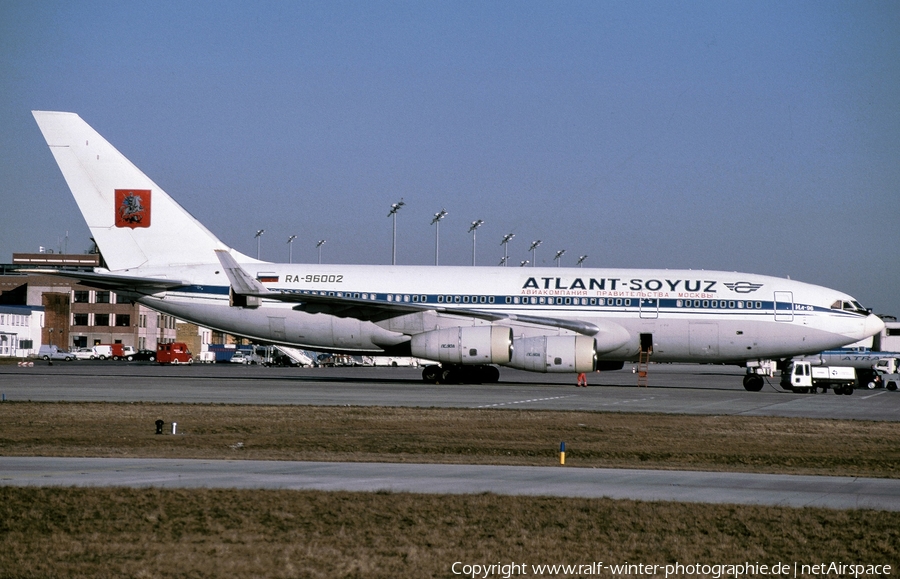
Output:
[
  {"xmin": 519, "ymin": 260, "xmax": 530, "ymax": 267},
  {"xmin": 388, "ymin": 199, "xmax": 404, "ymax": 265},
  {"xmin": 316, "ymin": 239, "xmax": 326, "ymax": 264},
  {"xmin": 500, "ymin": 233, "xmax": 515, "ymax": 267},
  {"xmin": 576, "ymin": 255, "xmax": 588, "ymax": 268},
  {"xmin": 498, "ymin": 256, "xmax": 508, "ymax": 266},
  {"xmin": 431, "ymin": 209, "xmax": 448, "ymax": 266},
  {"xmin": 287, "ymin": 235, "xmax": 297, "ymax": 263},
  {"xmin": 554, "ymin": 249, "xmax": 566, "ymax": 267},
  {"xmin": 254, "ymin": 229, "xmax": 265, "ymax": 260},
  {"xmin": 528, "ymin": 240, "xmax": 542, "ymax": 267},
  {"xmin": 468, "ymin": 220, "xmax": 483, "ymax": 266}
]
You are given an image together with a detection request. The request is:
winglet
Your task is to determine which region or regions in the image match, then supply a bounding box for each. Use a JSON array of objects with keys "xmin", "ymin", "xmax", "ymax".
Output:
[{"xmin": 215, "ymin": 250, "xmax": 271, "ymax": 296}]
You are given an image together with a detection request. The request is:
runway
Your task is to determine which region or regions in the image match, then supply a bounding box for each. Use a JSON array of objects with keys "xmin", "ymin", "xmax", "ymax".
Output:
[
  {"xmin": 2, "ymin": 362, "xmax": 898, "ymax": 420},
  {"xmin": 2, "ymin": 362, "xmax": 898, "ymax": 510},
  {"xmin": 4, "ymin": 457, "xmax": 899, "ymax": 511}
]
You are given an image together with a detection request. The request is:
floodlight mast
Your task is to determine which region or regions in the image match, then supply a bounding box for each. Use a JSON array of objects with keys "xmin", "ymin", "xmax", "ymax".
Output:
[
  {"xmin": 468, "ymin": 219, "xmax": 483, "ymax": 266},
  {"xmin": 500, "ymin": 233, "xmax": 515, "ymax": 267},
  {"xmin": 528, "ymin": 240, "xmax": 542, "ymax": 267},
  {"xmin": 554, "ymin": 249, "xmax": 566, "ymax": 267},
  {"xmin": 254, "ymin": 229, "xmax": 265, "ymax": 260},
  {"xmin": 576, "ymin": 255, "xmax": 588, "ymax": 268},
  {"xmin": 431, "ymin": 209, "xmax": 448, "ymax": 265},
  {"xmin": 316, "ymin": 239, "xmax": 326, "ymax": 264},
  {"xmin": 287, "ymin": 235, "xmax": 297, "ymax": 263},
  {"xmin": 387, "ymin": 199, "xmax": 404, "ymax": 265}
]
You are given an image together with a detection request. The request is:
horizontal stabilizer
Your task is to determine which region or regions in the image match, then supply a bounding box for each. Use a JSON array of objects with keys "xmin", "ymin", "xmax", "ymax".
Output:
[{"xmin": 20, "ymin": 269, "xmax": 190, "ymax": 294}]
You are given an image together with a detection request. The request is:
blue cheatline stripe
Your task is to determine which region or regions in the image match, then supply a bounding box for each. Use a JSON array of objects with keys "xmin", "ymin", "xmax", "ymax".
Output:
[{"xmin": 161, "ymin": 285, "xmax": 858, "ymax": 319}]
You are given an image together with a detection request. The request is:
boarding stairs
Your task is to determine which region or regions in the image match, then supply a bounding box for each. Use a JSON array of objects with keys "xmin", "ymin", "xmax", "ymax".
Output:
[
  {"xmin": 637, "ymin": 347, "xmax": 651, "ymax": 387},
  {"xmin": 274, "ymin": 345, "xmax": 315, "ymax": 367}
]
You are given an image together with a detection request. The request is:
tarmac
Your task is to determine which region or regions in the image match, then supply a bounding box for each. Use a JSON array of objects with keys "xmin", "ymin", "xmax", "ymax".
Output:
[{"xmin": 2, "ymin": 362, "xmax": 898, "ymax": 510}]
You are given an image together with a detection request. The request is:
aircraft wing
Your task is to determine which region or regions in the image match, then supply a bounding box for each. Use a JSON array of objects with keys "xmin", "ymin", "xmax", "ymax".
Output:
[
  {"xmin": 19, "ymin": 268, "xmax": 190, "ymax": 293},
  {"xmin": 214, "ymin": 250, "xmax": 601, "ymax": 336}
]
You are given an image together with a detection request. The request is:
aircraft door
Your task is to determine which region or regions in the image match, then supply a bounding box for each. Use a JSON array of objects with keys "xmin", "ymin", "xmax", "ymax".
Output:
[
  {"xmin": 639, "ymin": 298, "xmax": 658, "ymax": 319},
  {"xmin": 689, "ymin": 323, "xmax": 719, "ymax": 357},
  {"xmin": 774, "ymin": 291, "xmax": 793, "ymax": 322},
  {"xmin": 268, "ymin": 317, "xmax": 286, "ymax": 341}
]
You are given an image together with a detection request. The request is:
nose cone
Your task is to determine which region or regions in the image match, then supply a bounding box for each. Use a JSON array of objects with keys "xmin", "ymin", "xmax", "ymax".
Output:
[{"xmin": 863, "ymin": 314, "xmax": 886, "ymax": 341}]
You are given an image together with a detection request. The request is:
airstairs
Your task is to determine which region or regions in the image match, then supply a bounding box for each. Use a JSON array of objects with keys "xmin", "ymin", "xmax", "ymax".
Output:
[{"xmin": 274, "ymin": 345, "xmax": 314, "ymax": 367}]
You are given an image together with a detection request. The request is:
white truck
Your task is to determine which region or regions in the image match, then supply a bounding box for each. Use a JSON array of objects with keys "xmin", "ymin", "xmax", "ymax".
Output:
[
  {"xmin": 780, "ymin": 361, "xmax": 856, "ymax": 395},
  {"xmin": 868, "ymin": 357, "xmax": 900, "ymax": 391}
]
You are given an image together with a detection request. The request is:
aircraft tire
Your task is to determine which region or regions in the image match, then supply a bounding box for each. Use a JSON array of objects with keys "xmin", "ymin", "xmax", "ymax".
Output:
[
  {"xmin": 440, "ymin": 367, "xmax": 458, "ymax": 384},
  {"xmin": 742, "ymin": 375, "xmax": 764, "ymax": 392},
  {"xmin": 422, "ymin": 365, "xmax": 441, "ymax": 383}
]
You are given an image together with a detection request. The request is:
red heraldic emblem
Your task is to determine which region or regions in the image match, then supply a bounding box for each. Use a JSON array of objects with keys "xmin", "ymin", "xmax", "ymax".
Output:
[{"xmin": 115, "ymin": 189, "xmax": 151, "ymax": 228}]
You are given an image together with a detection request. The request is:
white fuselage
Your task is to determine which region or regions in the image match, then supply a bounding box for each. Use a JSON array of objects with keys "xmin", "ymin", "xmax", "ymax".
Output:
[{"xmin": 123, "ymin": 261, "xmax": 882, "ymax": 365}]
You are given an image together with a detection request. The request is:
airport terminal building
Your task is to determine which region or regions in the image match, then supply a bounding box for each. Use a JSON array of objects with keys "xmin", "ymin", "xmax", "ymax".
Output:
[{"xmin": 0, "ymin": 252, "xmax": 178, "ymax": 357}]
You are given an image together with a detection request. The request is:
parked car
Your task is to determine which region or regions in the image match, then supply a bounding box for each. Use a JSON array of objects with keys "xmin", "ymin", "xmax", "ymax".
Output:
[
  {"xmin": 125, "ymin": 349, "xmax": 156, "ymax": 362},
  {"xmin": 37, "ymin": 345, "xmax": 74, "ymax": 361},
  {"xmin": 71, "ymin": 347, "xmax": 96, "ymax": 360}
]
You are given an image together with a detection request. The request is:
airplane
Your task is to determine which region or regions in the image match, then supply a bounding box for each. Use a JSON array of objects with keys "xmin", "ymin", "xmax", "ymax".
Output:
[{"xmin": 29, "ymin": 111, "xmax": 885, "ymax": 390}]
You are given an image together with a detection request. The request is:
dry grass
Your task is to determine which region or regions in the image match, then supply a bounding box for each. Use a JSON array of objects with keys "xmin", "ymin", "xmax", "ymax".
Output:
[
  {"xmin": 1, "ymin": 402, "xmax": 898, "ymax": 477},
  {"xmin": 1, "ymin": 487, "xmax": 898, "ymax": 578},
  {"xmin": 3, "ymin": 402, "xmax": 899, "ymax": 577}
]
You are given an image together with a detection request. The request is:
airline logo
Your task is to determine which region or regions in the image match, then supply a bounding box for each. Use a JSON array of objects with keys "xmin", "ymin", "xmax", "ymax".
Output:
[
  {"xmin": 724, "ymin": 281, "xmax": 763, "ymax": 294},
  {"xmin": 115, "ymin": 189, "xmax": 151, "ymax": 228}
]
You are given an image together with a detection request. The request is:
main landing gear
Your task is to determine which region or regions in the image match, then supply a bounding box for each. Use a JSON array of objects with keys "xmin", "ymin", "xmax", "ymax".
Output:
[
  {"xmin": 742, "ymin": 374, "xmax": 764, "ymax": 392},
  {"xmin": 422, "ymin": 364, "xmax": 501, "ymax": 384}
]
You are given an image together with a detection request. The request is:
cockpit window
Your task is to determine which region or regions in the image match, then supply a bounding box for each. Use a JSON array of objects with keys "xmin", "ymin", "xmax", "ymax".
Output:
[{"xmin": 831, "ymin": 299, "xmax": 869, "ymax": 315}]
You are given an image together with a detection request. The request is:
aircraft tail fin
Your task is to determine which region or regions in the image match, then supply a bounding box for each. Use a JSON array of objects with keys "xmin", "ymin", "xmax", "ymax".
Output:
[{"xmin": 32, "ymin": 111, "xmax": 252, "ymax": 270}]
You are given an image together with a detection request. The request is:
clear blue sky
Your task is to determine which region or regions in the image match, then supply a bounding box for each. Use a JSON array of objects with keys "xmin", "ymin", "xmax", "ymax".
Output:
[{"xmin": 1, "ymin": 1, "xmax": 898, "ymax": 315}]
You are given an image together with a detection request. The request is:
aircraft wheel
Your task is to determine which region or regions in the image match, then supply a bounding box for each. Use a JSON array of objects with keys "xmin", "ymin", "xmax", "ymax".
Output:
[
  {"xmin": 742, "ymin": 375, "xmax": 764, "ymax": 392},
  {"xmin": 422, "ymin": 365, "xmax": 441, "ymax": 383},
  {"xmin": 441, "ymin": 368, "xmax": 455, "ymax": 384}
]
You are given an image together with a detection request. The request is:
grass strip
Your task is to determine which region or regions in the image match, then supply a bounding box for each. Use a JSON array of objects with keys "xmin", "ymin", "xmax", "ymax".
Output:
[
  {"xmin": 1, "ymin": 402, "xmax": 898, "ymax": 477},
  {"xmin": 1, "ymin": 486, "xmax": 898, "ymax": 578}
]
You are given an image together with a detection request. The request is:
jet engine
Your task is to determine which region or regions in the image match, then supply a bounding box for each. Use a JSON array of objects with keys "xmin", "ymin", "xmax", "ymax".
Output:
[
  {"xmin": 506, "ymin": 335, "xmax": 596, "ymax": 373},
  {"xmin": 410, "ymin": 326, "xmax": 513, "ymax": 365}
]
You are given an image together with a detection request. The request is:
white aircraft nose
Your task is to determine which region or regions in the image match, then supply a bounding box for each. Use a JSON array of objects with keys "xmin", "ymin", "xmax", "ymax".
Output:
[{"xmin": 863, "ymin": 313, "xmax": 886, "ymax": 340}]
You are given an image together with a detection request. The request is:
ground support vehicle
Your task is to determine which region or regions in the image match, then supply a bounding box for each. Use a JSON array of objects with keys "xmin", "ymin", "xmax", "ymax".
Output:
[
  {"xmin": 92, "ymin": 344, "xmax": 136, "ymax": 360},
  {"xmin": 156, "ymin": 342, "xmax": 193, "ymax": 364},
  {"xmin": 781, "ymin": 361, "xmax": 856, "ymax": 395},
  {"xmin": 868, "ymin": 358, "xmax": 900, "ymax": 391}
]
